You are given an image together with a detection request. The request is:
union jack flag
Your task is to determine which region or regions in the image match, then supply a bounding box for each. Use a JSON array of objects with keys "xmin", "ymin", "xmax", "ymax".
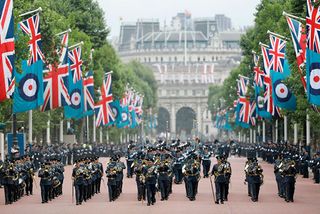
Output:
[
  {"xmin": 68, "ymin": 46, "xmax": 83, "ymax": 83},
  {"xmin": 286, "ymin": 16, "xmax": 306, "ymax": 67},
  {"xmin": 134, "ymin": 95, "xmax": 143, "ymax": 124},
  {"xmin": 83, "ymin": 70, "xmax": 94, "ymax": 115},
  {"xmin": 19, "ymin": 13, "xmax": 45, "ymax": 65},
  {"xmin": 121, "ymin": 90, "xmax": 128, "ymax": 107},
  {"xmin": 306, "ymin": 0, "xmax": 320, "ymax": 53},
  {"xmin": 57, "ymin": 32, "xmax": 69, "ymax": 65},
  {"xmin": 238, "ymin": 96, "xmax": 250, "ymax": 124},
  {"xmin": 128, "ymin": 89, "xmax": 135, "ymax": 112},
  {"xmin": 41, "ymin": 63, "xmax": 70, "ymax": 111},
  {"xmin": 0, "ymin": 0, "xmax": 14, "ymax": 102},
  {"xmin": 95, "ymin": 73, "xmax": 114, "ymax": 127},
  {"xmin": 263, "ymin": 76, "xmax": 273, "ymax": 114},
  {"xmin": 261, "ymin": 45, "xmax": 272, "ymax": 75},
  {"xmin": 41, "ymin": 33, "xmax": 70, "ymax": 111},
  {"xmin": 249, "ymin": 101, "xmax": 256, "ymax": 126},
  {"xmin": 237, "ymin": 76, "xmax": 250, "ymax": 96},
  {"xmin": 269, "ymin": 35, "xmax": 286, "ymax": 73},
  {"xmin": 253, "ymin": 66, "xmax": 264, "ymax": 88},
  {"xmin": 286, "ymin": 16, "xmax": 307, "ymax": 90}
]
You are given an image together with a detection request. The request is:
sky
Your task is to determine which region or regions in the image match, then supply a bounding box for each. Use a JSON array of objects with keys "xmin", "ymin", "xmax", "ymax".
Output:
[{"xmin": 97, "ymin": 0, "xmax": 261, "ymax": 38}]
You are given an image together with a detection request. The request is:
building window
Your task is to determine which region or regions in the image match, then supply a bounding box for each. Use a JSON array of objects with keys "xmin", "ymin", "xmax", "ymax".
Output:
[
  {"xmin": 212, "ymin": 56, "xmax": 215, "ymax": 61},
  {"xmin": 156, "ymin": 57, "xmax": 158, "ymax": 62},
  {"xmin": 192, "ymin": 90, "xmax": 196, "ymax": 96},
  {"xmin": 148, "ymin": 57, "xmax": 151, "ymax": 62},
  {"xmin": 161, "ymin": 57, "xmax": 163, "ymax": 62},
  {"xmin": 174, "ymin": 56, "xmax": 177, "ymax": 62},
  {"xmin": 206, "ymin": 125, "xmax": 209, "ymax": 134},
  {"xmin": 203, "ymin": 57, "xmax": 206, "ymax": 62},
  {"xmin": 144, "ymin": 57, "xmax": 147, "ymax": 62},
  {"xmin": 198, "ymin": 57, "xmax": 200, "ymax": 62}
]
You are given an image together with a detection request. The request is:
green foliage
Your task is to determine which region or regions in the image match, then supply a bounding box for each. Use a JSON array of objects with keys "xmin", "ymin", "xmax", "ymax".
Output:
[
  {"xmin": 0, "ymin": 0, "xmax": 158, "ymax": 144},
  {"xmin": 207, "ymin": 0, "xmax": 320, "ymax": 145}
]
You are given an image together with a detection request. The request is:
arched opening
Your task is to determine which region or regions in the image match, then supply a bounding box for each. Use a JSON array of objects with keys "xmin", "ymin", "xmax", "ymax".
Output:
[
  {"xmin": 157, "ymin": 107, "xmax": 170, "ymax": 134},
  {"xmin": 176, "ymin": 107, "xmax": 196, "ymax": 138}
]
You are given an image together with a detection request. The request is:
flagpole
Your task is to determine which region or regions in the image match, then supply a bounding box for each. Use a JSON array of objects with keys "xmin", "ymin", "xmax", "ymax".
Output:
[
  {"xmin": 28, "ymin": 110, "xmax": 32, "ymax": 145},
  {"xmin": 55, "ymin": 29, "xmax": 72, "ymax": 36},
  {"xmin": 282, "ymin": 11, "xmax": 305, "ymax": 22},
  {"xmin": 306, "ymin": 114, "xmax": 310, "ymax": 146},
  {"xmin": 250, "ymin": 129, "xmax": 253, "ymax": 144},
  {"xmin": 275, "ymin": 119, "xmax": 278, "ymax": 143},
  {"xmin": 59, "ymin": 114, "xmax": 63, "ymax": 143},
  {"xmin": 46, "ymin": 113, "xmax": 51, "ymax": 146},
  {"xmin": 99, "ymin": 127, "xmax": 103, "ymax": 144},
  {"xmin": 294, "ymin": 123, "xmax": 298, "ymax": 145},
  {"xmin": 267, "ymin": 30, "xmax": 288, "ymax": 40},
  {"xmin": 284, "ymin": 116, "xmax": 288, "ymax": 142},
  {"xmin": 86, "ymin": 116, "xmax": 89, "ymax": 144},
  {"xmin": 238, "ymin": 74, "xmax": 250, "ymax": 79},
  {"xmin": 262, "ymin": 120, "xmax": 266, "ymax": 142},
  {"xmin": 19, "ymin": 7, "xmax": 42, "ymax": 17},
  {"xmin": 93, "ymin": 114, "xmax": 96, "ymax": 144},
  {"xmin": 253, "ymin": 129, "xmax": 256, "ymax": 144},
  {"xmin": 259, "ymin": 42, "xmax": 269, "ymax": 48},
  {"xmin": 69, "ymin": 41, "xmax": 84, "ymax": 50}
]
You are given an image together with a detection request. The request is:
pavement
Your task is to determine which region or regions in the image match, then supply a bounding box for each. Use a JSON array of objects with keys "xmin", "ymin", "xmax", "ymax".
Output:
[{"xmin": 1, "ymin": 157, "xmax": 319, "ymax": 214}]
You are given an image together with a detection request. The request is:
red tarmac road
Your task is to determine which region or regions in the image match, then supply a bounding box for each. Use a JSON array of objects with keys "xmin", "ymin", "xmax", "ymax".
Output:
[{"xmin": 1, "ymin": 157, "xmax": 319, "ymax": 214}]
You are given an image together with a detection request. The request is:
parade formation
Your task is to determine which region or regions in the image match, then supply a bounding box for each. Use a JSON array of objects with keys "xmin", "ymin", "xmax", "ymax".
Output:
[
  {"xmin": 1, "ymin": 0, "xmax": 320, "ymax": 213},
  {"xmin": 1, "ymin": 139, "xmax": 320, "ymax": 208}
]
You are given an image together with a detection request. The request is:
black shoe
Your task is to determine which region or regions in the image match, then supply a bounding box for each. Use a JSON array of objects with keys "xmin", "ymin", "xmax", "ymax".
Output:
[
  {"xmin": 221, "ymin": 200, "xmax": 224, "ymax": 204},
  {"xmin": 215, "ymin": 201, "xmax": 219, "ymax": 204},
  {"xmin": 161, "ymin": 198, "xmax": 164, "ymax": 201}
]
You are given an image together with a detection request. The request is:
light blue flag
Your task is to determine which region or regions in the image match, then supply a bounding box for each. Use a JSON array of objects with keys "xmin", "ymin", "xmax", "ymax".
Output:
[
  {"xmin": 65, "ymin": 79, "xmax": 84, "ymax": 119},
  {"xmin": 306, "ymin": 48, "xmax": 320, "ymax": 106},
  {"xmin": 271, "ymin": 69, "xmax": 296, "ymax": 111},
  {"xmin": 118, "ymin": 105, "xmax": 130, "ymax": 128},
  {"xmin": 13, "ymin": 60, "xmax": 44, "ymax": 113}
]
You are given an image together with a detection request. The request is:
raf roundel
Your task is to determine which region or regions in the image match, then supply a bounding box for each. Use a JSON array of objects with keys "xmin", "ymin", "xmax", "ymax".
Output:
[
  {"xmin": 310, "ymin": 67, "xmax": 320, "ymax": 90},
  {"xmin": 70, "ymin": 89, "xmax": 81, "ymax": 109},
  {"xmin": 122, "ymin": 112, "xmax": 128, "ymax": 121},
  {"xmin": 112, "ymin": 106, "xmax": 119, "ymax": 117},
  {"xmin": 274, "ymin": 80, "xmax": 291, "ymax": 102},
  {"xmin": 18, "ymin": 73, "xmax": 39, "ymax": 102}
]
